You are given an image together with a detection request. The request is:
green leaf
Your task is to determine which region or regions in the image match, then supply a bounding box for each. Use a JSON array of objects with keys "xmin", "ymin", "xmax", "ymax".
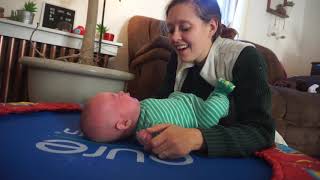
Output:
[
  {"xmin": 96, "ymin": 23, "xmax": 109, "ymax": 34},
  {"xmin": 23, "ymin": 1, "xmax": 37, "ymax": 13}
]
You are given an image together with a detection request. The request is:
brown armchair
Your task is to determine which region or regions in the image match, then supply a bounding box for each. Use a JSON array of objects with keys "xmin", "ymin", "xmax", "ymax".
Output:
[
  {"xmin": 127, "ymin": 15, "xmax": 320, "ymax": 158},
  {"xmin": 127, "ymin": 16, "xmax": 172, "ymax": 100}
]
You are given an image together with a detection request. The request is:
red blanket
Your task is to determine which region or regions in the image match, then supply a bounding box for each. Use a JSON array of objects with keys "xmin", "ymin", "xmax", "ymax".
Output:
[
  {"xmin": 256, "ymin": 145, "xmax": 320, "ymax": 180},
  {"xmin": 0, "ymin": 102, "xmax": 81, "ymax": 115}
]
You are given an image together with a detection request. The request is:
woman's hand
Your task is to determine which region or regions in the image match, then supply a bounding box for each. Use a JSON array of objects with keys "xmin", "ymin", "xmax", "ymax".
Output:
[
  {"xmin": 145, "ymin": 124, "xmax": 205, "ymax": 159},
  {"xmin": 136, "ymin": 129, "xmax": 153, "ymax": 151}
]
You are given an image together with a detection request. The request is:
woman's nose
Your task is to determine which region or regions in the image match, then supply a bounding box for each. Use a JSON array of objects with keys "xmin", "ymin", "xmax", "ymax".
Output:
[{"xmin": 170, "ymin": 29, "xmax": 181, "ymax": 43}]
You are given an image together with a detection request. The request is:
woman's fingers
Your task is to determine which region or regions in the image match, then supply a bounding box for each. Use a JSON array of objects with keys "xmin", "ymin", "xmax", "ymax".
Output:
[
  {"xmin": 146, "ymin": 124, "xmax": 171, "ymax": 134},
  {"xmin": 150, "ymin": 130, "xmax": 168, "ymax": 148},
  {"xmin": 152, "ymin": 139, "xmax": 170, "ymax": 155},
  {"xmin": 149, "ymin": 126, "xmax": 205, "ymax": 159},
  {"xmin": 159, "ymin": 148, "xmax": 182, "ymax": 159}
]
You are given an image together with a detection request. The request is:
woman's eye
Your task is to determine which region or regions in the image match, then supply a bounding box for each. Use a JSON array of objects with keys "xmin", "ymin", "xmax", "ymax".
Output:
[
  {"xmin": 180, "ymin": 25, "xmax": 190, "ymax": 32},
  {"xmin": 166, "ymin": 24, "xmax": 190, "ymax": 34},
  {"xmin": 167, "ymin": 27, "xmax": 174, "ymax": 34}
]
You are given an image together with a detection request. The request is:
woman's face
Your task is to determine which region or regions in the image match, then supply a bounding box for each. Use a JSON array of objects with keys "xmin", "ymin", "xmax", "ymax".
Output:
[{"xmin": 166, "ymin": 3, "xmax": 217, "ymax": 63}]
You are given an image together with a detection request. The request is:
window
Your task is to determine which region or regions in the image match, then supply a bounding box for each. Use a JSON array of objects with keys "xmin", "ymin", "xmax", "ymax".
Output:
[{"xmin": 217, "ymin": 0, "xmax": 238, "ymax": 26}]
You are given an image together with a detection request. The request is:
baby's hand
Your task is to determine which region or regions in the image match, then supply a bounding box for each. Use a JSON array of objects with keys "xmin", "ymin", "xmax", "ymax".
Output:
[{"xmin": 136, "ymin": 129, "xmax": 153, "ymax": 151}]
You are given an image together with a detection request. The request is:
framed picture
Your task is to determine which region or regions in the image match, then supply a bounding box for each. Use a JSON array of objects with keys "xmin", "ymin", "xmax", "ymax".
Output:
[{"xmin": 39, "ymin": 2, "xmax": 75, "ymax": 32}]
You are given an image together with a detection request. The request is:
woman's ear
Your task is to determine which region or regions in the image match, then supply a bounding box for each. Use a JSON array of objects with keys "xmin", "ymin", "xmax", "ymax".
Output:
[
  {"xmin": 115, "ymin": 119, "xmax": 132, "ymax": 130},
  {"xmin": 208, "ymin": 18, "xmax": 219, "ymax": 36}
]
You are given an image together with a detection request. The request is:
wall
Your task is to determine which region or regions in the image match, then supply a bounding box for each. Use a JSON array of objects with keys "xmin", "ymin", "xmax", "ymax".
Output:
[
  {"xmin": 1, "ymin": 0, "xmax": 171, "ymax": 71},
  {"xmin": 300, "ymin": 0, "xmax": 320, "ymax": 75},
  {"xmin": 2, "ymin": 0, "xmax": 319, "ymax": 75},
  {"xmin": 242, "ymin": 0, "xmax": 320, "ymax": 76}
]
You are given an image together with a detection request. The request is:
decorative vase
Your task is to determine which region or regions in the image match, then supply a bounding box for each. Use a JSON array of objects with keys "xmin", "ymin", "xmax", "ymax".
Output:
[
  {"xmin": 104, "ymin": 33, "xmax": 115, "ymax": 41},
  {"xmin": 16, "ymin": 10, "xmax": 34, "ymax": 24},
  {"xmin": 19, "ymin": 57, "xmax": 134, "ymax": 103}
]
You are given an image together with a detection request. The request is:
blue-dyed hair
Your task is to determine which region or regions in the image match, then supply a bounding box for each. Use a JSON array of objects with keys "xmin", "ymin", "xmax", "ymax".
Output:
[{"xmin": 165, "ymin": 0, "xmax": 222, "ymax": 42}]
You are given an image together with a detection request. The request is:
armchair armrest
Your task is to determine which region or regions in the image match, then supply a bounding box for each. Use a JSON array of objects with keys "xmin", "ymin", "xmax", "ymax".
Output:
[
  {"xmin": 274, "ymin": 86, "xmax": 320, "ymax": 127},
  {"xmin": 128, "ymin": 54, "xmax": 169, "ymax": 100},
  {"xmin": 135, "ymin": 36, "xmax": 173, "ymax": 58},
  {"xmin": 130, "ymin": 48, "xmax": 171, "ymax": 72},
  {"xmin": 128, "ymin": 36, "xmax": 173, "ymax": 100},
  {"xmin": 271, "ymin": 86, "xmax": 320, "ymax": 158}
]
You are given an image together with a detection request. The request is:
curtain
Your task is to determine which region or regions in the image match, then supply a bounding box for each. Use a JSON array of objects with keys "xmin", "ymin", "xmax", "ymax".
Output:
[
  {"xmin": 217, "ymin": 0, "xmax": 239, "ymax": 27},
  {"xmin": 218, "ymin": 0, "xmax": 250, "ymax": 38}
]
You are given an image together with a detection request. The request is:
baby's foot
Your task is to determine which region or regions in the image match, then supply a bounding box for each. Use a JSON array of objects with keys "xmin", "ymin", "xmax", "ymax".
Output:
[
  {"xmin": 215, "ymin": 78, "xmax": 235, "ymax": 95},
  {"xmin": 136, "ymin": 129, "xmax": 152, "ymax": 150}
]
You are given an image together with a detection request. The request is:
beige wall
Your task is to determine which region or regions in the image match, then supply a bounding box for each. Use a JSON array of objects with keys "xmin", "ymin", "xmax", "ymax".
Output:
[
  {"xmin": 300, "ymin": 0, "xmax": 320, "ymax": 76},
  {"xmin": 242, "ymin": 0, "xmax": 320, "ymax": 76}
]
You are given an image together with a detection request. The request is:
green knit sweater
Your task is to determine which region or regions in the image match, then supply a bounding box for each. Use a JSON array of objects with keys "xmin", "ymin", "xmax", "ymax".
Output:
[
  {"xmin": 136, "ymin": 79, "xmax": 235, "ymax": 131},
  {"xmin": 156, "ymin": 46, "xmax": 275, "ymax": 157}
]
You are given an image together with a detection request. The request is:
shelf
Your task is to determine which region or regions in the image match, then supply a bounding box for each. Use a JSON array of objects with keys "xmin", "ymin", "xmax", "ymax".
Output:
[
  {"xmin": 267, "ymin": 9, "xmax": 289, "ymax": 18},
  {"xmin": 0, "ymin": 18, "xmax": 122, "ymax": 56}
]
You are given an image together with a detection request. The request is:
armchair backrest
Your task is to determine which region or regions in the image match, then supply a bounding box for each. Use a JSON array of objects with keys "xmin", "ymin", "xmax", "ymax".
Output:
[
  {"xmin": 128, "ymin": 15, "xmax": 167, "ymax": 64},
  {"xmin": 243, "ymin": 41, "xmax": 287, "ymax": 84}
]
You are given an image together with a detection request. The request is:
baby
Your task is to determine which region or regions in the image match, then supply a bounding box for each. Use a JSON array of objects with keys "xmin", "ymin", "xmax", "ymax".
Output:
[{"xmin": 80, "ymin": 79, "xmax": 235, "ymax": 146}]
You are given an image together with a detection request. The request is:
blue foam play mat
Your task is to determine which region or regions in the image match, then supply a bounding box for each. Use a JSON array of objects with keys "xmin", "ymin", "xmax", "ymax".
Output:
[{"xmin": 0, "ymin": 105, "xmax": 272, "ymax": 180}]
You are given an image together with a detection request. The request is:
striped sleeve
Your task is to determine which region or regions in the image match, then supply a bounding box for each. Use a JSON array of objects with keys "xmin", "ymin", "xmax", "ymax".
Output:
[{"xmin": 195, "ymin": 91, "xmax": 229, "ymax": 128}]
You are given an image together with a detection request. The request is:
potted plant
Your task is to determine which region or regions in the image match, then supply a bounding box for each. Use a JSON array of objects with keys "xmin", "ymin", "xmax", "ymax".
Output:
[
  {"xmin": 96, "ymin": 23, "xmax": 115, "ymax": 41},
  {"xmin": 9, "ymin": 10, "xmax": 19, "ymax": 21},
  {"xmin": 19, "ymin": 0, "xmax": 133, "ymax": 103},
  {"xmin": 0, "ymin": 7, "xmax": 4, "ymax": 18},
  {"xmin": 17, "ymin": 1, "xmax": 37, "ymax": 24},
  {"xmin": 96, "ymin": 23, "xmax": 109, "ymax": 38}
]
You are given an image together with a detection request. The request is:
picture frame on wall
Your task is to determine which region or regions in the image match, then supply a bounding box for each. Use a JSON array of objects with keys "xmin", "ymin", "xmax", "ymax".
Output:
[{"xmin": 39, "ymin": 2, "xmax": 76, "ymax": 32}]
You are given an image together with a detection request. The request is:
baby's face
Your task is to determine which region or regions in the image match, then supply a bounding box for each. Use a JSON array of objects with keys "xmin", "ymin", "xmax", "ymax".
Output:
[
  {"xmin": 107, "ymin": 92, "xmax": 139, "ymax": 110},
  {"xmin": 81, "ymin": 92, "xmax": 140, "ymax": 142}
]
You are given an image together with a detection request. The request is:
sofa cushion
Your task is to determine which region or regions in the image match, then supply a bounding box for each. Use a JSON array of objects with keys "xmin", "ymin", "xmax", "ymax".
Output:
[
  {"xmin": 270, "ymin": 86, "xmax": 287, "ymax": 134},
  {"xmin": 288, "ymin": 75, "xmax": 320, "ymax": 92}
]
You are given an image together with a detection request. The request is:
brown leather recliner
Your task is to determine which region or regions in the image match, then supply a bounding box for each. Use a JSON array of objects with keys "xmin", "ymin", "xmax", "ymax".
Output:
[{"xmin": 127, "ymin": 15, "xmax": 320, "ymax": 158}]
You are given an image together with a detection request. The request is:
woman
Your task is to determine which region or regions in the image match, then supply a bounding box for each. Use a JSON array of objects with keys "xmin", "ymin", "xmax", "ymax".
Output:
[{"xmin": 143, "ymin": 0, "xmax": 275, "ymax": 159}]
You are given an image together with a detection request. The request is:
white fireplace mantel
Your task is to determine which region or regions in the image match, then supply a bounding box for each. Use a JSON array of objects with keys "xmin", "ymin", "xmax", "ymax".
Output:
[{"xmin": 0, "ymin": 19, "xmax": 122, "ymax": 56}]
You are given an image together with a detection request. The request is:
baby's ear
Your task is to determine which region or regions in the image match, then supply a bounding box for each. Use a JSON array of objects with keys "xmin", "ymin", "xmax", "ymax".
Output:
[{"xmin": 115, "ymin": 119, "xmax": 132, "ymax": 130}]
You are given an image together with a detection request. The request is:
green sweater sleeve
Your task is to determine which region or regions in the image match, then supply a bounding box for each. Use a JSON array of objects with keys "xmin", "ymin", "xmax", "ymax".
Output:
[{"xmin": 199, "ymin": 47, "xmax": 275, "ymax": 157}]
